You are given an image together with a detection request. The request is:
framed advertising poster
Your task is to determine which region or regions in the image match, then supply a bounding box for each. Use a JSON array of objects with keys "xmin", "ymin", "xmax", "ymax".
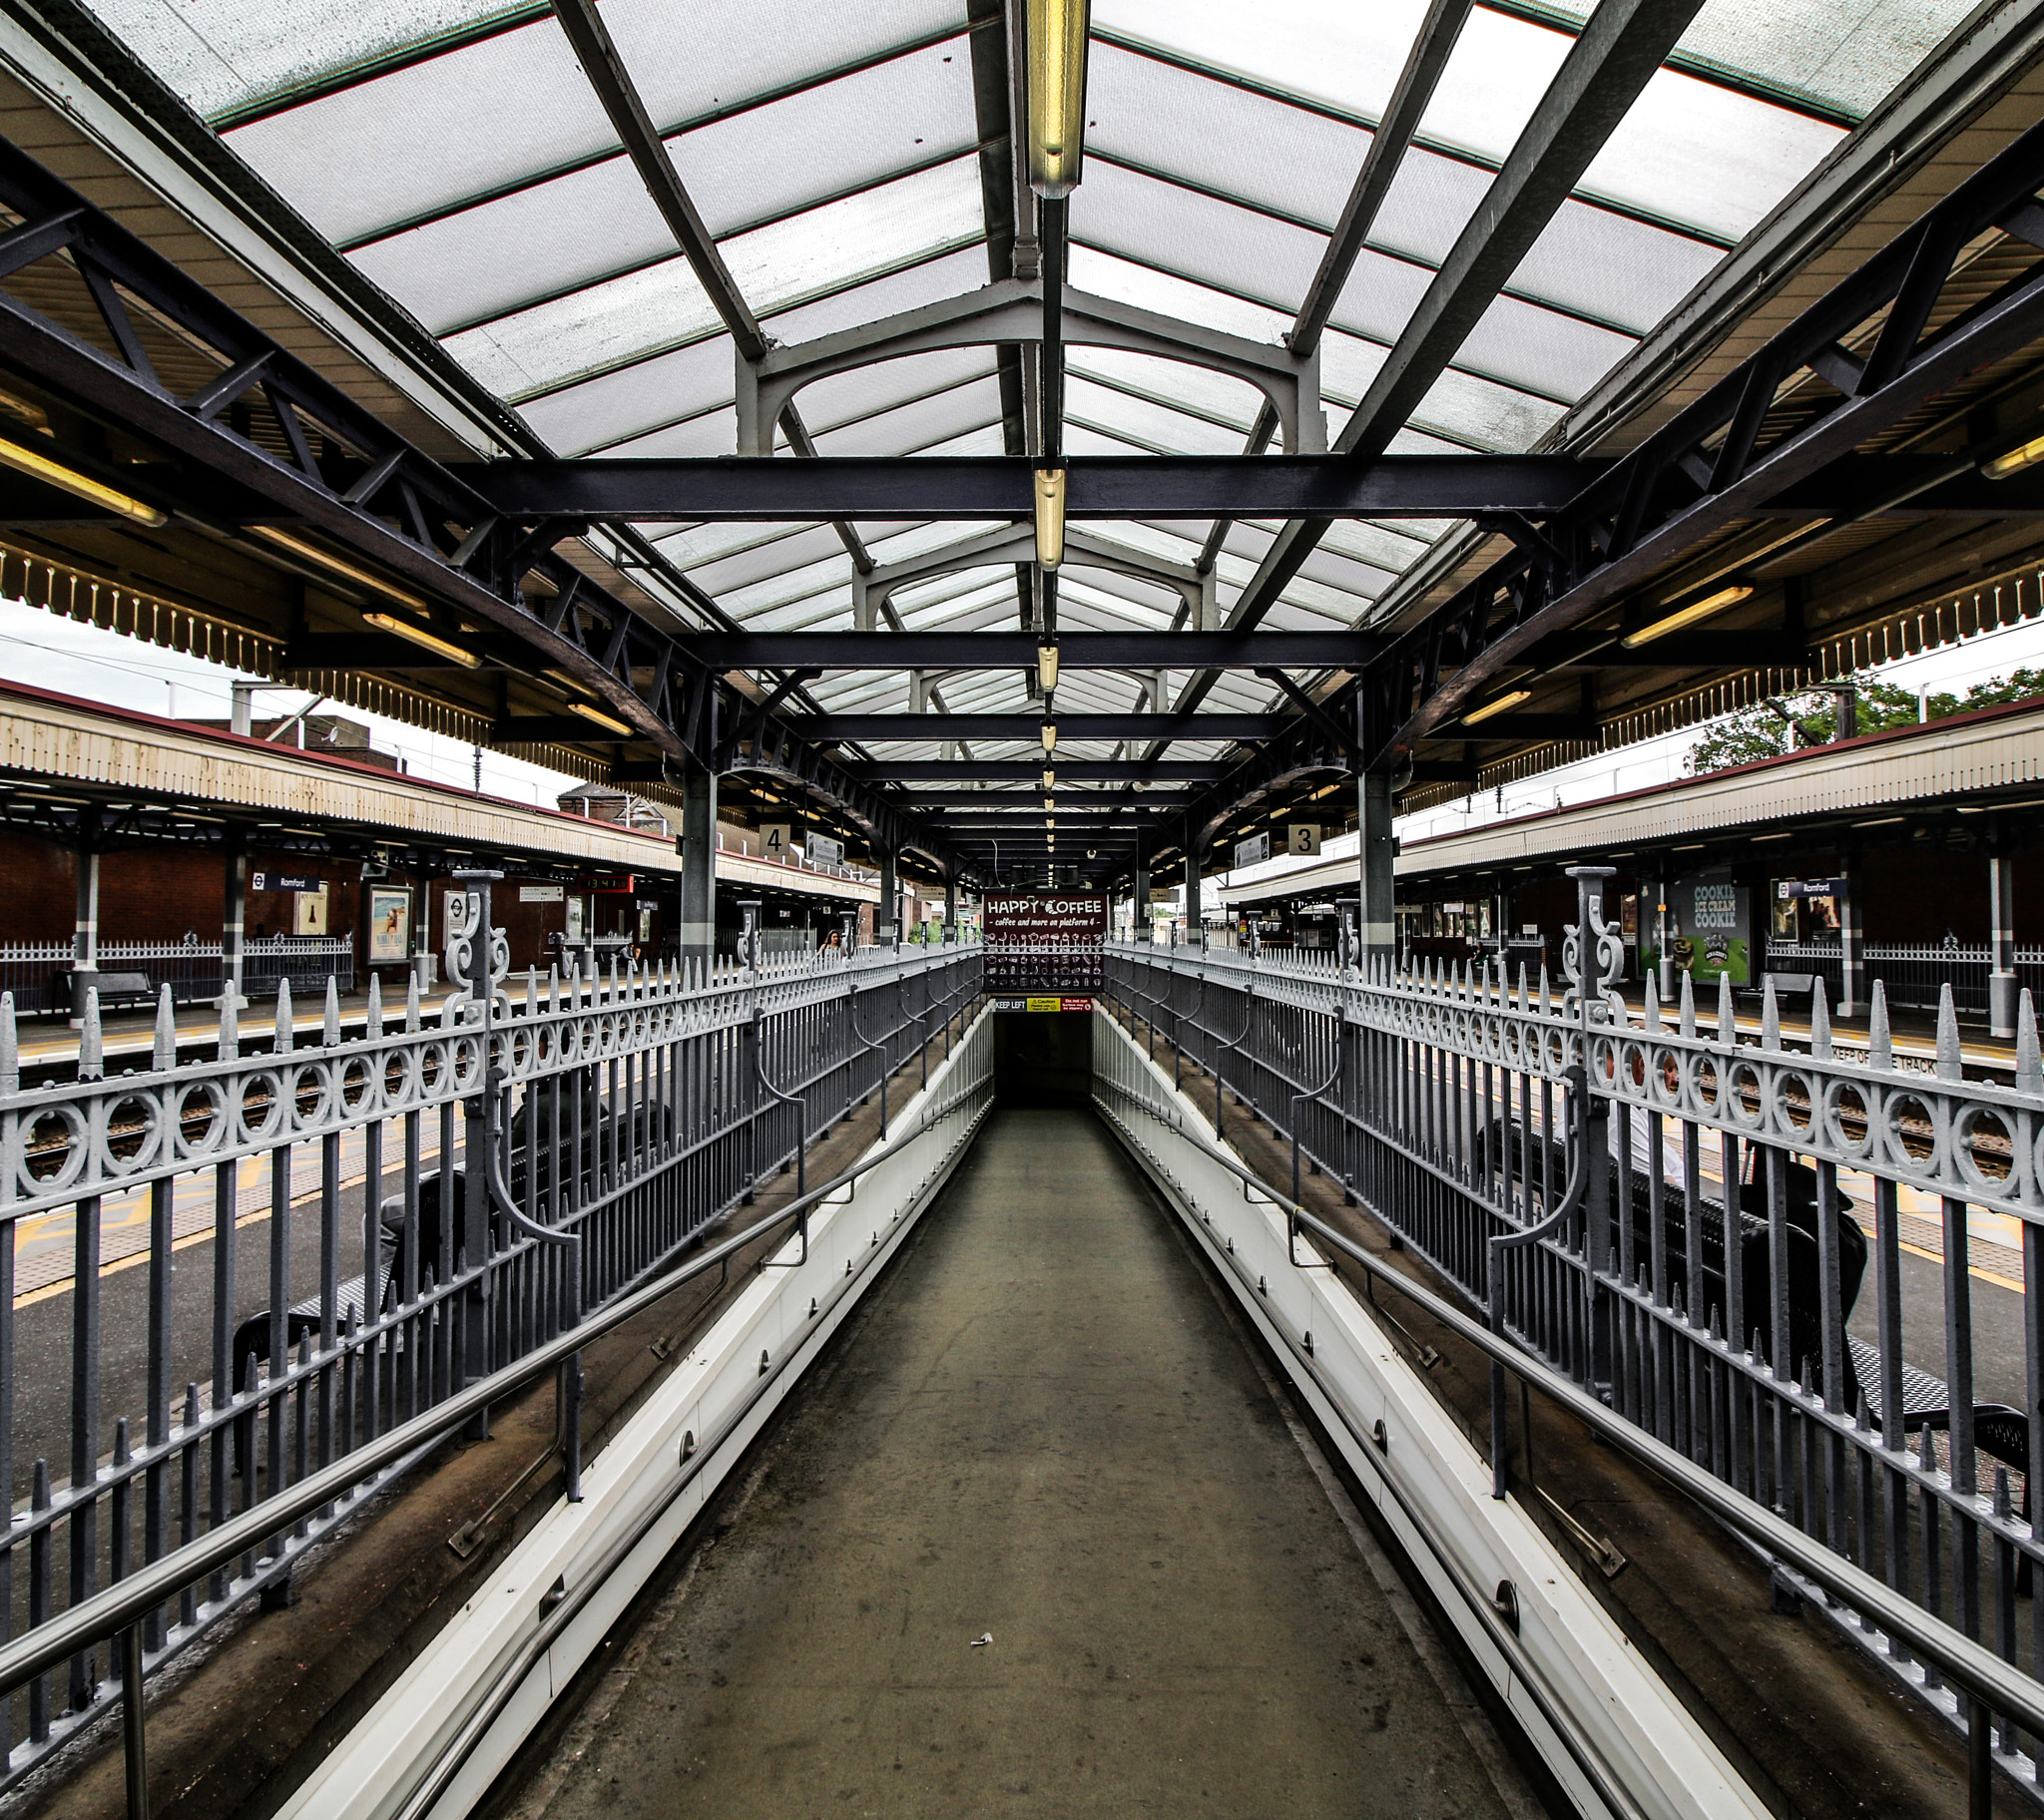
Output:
[
  {"xmin": 566, "ymin": 895, "xmax": 586, "ymax": 942},
  {"xmin": 983, "ymin": 893, "xmax": 1108, "ymax": 994},
  {"xmin": 368, "ymin": 888, "xmax": 411, "ymax": 962},
  {"xmin": 1668, "ymin": 873, "xmax": 1750, "ymax": 985}
]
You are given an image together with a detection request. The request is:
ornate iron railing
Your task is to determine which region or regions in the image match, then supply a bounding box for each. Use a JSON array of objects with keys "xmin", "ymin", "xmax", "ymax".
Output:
[
  {"xmin": 0, "ymin": 889, "xmax": 980, "ymax": 1789},
  {"xmin": 0, "ymin": 937, "xmax": 357, "ymax": 1011},
  {"xmin": 1107, "ymin": 875, "xmax": 2044, "ymax": 1786}
]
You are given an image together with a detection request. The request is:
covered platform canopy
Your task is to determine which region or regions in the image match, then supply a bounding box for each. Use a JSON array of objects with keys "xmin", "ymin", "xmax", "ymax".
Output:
[{"xmin": 0, "ymin": 0, "xmax": 2035, "ymax": 909}]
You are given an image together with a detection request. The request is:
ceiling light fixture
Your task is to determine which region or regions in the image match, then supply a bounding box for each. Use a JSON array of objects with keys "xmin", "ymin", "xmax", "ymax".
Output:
[
  {"xmin": 251, "ymin": 526, "xmax": 430, "ymax": 611},
  {"xmin": 1042, "ymin": 768, "xmax": 1055, "ymax": 787},
  {"xmin": 1619, "ymin": 583, "xmax": 1754, "ymax": 649},
  {"xmin": 1853, "ymin": 814, "xmax": 1905, "ymax": 827},
  {"xmin": 1041, "ymin": 718, "xmax": 1058, "ymax": 751},
  {"xmin": 0, "ymin": 435, "xmax": 167, "ymax": 526},
  {"xmin": 1026, "ymin": 0, "xmax": 1091, "ymax": 198},
  {"xmin": 1034, "ymin": 467, "xmax": 1066, "ymax": 568},
  {"xmin": 1982, "ymin": 433, "xmax": 2044, "ymax": 480},
  {"xmin": 1462, "ymin": 688, "xmax": 1531, "ymax": 725},
  {"xmin": 1038, "ymin": 644, "xmax": 1060, "ymax": 692},
  {"xmin": 361, "ymin": 612, "xmax": 482, "ymax": 669},
  {"xmin": 569, "ymin": 701, "xmax": 635, "ymax": 737}
]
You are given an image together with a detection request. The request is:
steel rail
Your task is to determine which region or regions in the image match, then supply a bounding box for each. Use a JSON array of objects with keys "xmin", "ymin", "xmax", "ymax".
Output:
[
  {"xmin": 0, "ymin": 1028, "xmax": 1000, "ymax": 1708},
  {"xmin": 1096, "ymin": 1072, "xmax": 2044, "ymax": 1768}
]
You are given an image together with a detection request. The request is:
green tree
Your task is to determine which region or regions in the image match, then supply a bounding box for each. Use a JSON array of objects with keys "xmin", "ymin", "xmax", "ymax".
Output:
[{"xmin": 1684, "ymin": 669, "xmax": 2044, "ymax": 774}]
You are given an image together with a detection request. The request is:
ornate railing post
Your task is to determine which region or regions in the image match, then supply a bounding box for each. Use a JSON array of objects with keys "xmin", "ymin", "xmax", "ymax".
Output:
[
  {"xmin": 446, "ymin": 871, "xmax": 506, "ymax": 1434},
  {"xmin": 1563, "ymin": 865, "xmax": 1621, "ymax": 1395}
]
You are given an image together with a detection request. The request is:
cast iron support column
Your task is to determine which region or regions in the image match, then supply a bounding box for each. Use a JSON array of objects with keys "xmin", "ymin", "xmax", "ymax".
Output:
[
  {"xmin": 70, "ymin": 807, "xmax": 101, "ymax": 1028},
  {"xmin": 1838, "ymin": 856, "xmax": 1865, "ymax": 1019},
  {"xmin": 1359, "ymin": 771, "xmax": 1395, "ymax": 970},
  {"xmin": 221, "ymin": 825, "xmax": 248, "ymax": 1009},
  {"xmin": 944, "ymin": 876, "xmax": 958, "ymax": 943},
  {"xmin": 451, "ymin": 869, "xmax": 502, "ymax": 1440},
  {"xmin": 878, "ymin": 849, "xmax": 898, "ymax": 945},
  {"xmin": 1990, "ymin": 853, "xmax": 2019, "ymax": 1039},
  {"xmin": 1134, "ymin": 849, "xmax": 1151, "ymax": 944},
  {"xmin": 1655, "ymin": 874, "xmax": 1673, "ymax": 1003},
  {"xmin": 679, "ymin": 763, "xmax": 717, "ymax": 967}
]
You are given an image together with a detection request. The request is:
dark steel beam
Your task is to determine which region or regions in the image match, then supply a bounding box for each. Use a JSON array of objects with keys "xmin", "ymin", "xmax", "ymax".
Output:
[
  {"xmin": 551, "ymin": 0, "xmax": 766, "ymax": 361},
  {"xmin": 844, "ymin": 760, "xmax": 1226, "ymax": 781},
  {"xmin": 1352, "ymin": 0, "xmax": 1709, "ymax": 463},
  {"xmin": 494, "ymin": 715, "xmax": 641, "ymax": 743},
  {"xmin": 1187, "ymin": 0, "xmax": 1707, "ymax": 734},
  {"xmin": 788, "ymin": 713, "xmax": 1285, "ymax": 742},
  {"xmin": 1369, "ymin": 114, "xmax": 2044, "ymax": 756},
  {"xmin": 1447, "ymin": 714, "xmax": 1600, "ymax": 741},
  {"xmin": 1292, "ymin": 0, "xmax": 1476, "ymax": 358},
  {"xmin": 447, "ymin": 454, "xmax": 1609, "ymax": 521},
  {"xmin": 688, "ymin": 631, "xmax": 1373, "ymax": 671},
  {"xmin": 1190, "ymin": 0, "xmax": 1477, "ymax": 568},
  {"xmin": 1523, "ymin": 631, "xmax": 1812, "ymax": 670},
  {"xmin": 0, "ymin": 137, "xmax": 955, "ymax": 870}
]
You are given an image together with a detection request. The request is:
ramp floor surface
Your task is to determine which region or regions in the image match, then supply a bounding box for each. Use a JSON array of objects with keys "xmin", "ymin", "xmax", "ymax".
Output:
[{"xmin": 495, "ymin": 1107, "xmax": 1542, "ymax": 1819}]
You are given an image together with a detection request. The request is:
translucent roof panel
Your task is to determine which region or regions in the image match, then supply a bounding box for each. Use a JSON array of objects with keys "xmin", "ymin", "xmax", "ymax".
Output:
[
  {"xmin": 345, "ymin": 41, "xmax": 981, "ymax": 333},
  {"xmin": 83, "ymin": 0, "xmax": 531, "ymax": 122},
  {"xmin": 442, "ymin": 160, "xmax": 984, "ymax": 398},
  {"xmin": 71, "ymin": 0, "xmax": 1968, "ymax": 771}
]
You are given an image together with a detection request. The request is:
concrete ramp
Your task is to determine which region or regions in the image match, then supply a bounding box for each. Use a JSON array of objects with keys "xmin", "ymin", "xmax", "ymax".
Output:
[{"xmin": 488, "ymin": 1109, "xmax": 1542, "ymax": 1819}]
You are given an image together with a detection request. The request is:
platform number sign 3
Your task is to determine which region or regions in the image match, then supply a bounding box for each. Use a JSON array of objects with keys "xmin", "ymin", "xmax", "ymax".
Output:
[
  {"xmin": 1286, "ymin": 825, "xmax": 1321, "ymax": 857},
  {"xmin": 760, "ymin": 824, "xmax": 791, "ymax": 860}
]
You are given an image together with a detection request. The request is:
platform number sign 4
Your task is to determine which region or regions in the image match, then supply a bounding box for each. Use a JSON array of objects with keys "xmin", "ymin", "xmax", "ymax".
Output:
[
  {"xmin": 760, "ymin": 824, "xmax": 791, "ymax": 860},
  {"xmin": 1287, "ymin": 825, "xmax": 1321, "ymax": 857}
]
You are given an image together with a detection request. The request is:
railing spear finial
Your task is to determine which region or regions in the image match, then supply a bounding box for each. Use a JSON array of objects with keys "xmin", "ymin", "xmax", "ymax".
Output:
[{"xmin": 153, "ymin": 983, "xmax": 177, "ymax": 1072}]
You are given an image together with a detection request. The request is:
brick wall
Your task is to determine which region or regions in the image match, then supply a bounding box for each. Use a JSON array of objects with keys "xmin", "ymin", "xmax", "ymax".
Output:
[{"xmin": 0, "ymin": 833, "xmax": 75, "ymax": 942}]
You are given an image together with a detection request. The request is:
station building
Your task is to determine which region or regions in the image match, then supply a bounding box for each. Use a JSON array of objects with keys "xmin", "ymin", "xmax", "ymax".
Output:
[
  {"xmin": 0, "ymin": 680, "xmax": 910, "ymax": 1013},
  {"xmin": 1222, "ymin": 695, "xmax": 2044, "ymax": 1032}
]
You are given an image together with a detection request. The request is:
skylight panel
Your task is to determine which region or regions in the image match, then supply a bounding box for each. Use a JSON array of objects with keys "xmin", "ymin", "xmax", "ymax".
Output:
[
  {"xmin": 1071, "ymin": 161, "xmax": 1323, "ymax": 319},
  {"xmin": 1578, "ymin": 67, "xmax": 1843, "ymax": 240},
  {"xmin": 1064, "ymin": 348, "xmax": 1264, "ymax": 433},
  {"xmin": 807, "ymin": 378, "xmax": 1006, "ymax": 457},
  {"xmin": 796, "ymin": 348, "xmax": 998, "ymax": 435},
  {"xmin": 345, "ymin": 42, "xmax": 981, "ymax": 335},
  {"xmin": 84, "ymin": 0, "xmax": 531, "ymax": 121},
  {"xmin": 1095, "ymin": 0, "xmax": 1433, "ymax": 127},
  {"xmin": 597, "ymin": 0, "xmax": 966, "ymax": 137},
  {"xmin": 518, "ymin": 335, "xmax": 735, "ymax": 456},
  {"xmin": 1085, "ymin": 41, "xmax": 1372, "ymax": 227},
  {"xmin": 1534, "ymin": 0, "xmax": 1976, "ymax": 120},
  {"xmin": 443, "ymin": 160, "xmax": 983, "ymax": 398},
  {"xmin": 223, "ymin": 17, "xmax": 614, "ymax": 244},
  {"xmin": 1066, "ymin": 246, "xmax": 1291, "ymax": 345},
  {"xmin": 1063, "ymin": 376, "xmax": 1250, "ymax": 455}
]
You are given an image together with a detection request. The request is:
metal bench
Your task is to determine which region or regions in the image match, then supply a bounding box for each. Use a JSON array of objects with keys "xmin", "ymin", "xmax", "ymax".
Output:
[{"xmin": 61, "ymin": 969, "xmax": 155, "ymax": 1015}]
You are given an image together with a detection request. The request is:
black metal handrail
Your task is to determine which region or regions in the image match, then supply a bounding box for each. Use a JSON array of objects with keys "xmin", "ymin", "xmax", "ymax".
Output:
[{"xmin": 1093, "ymin": 1066, "xmax": 2044, "ymax": 1811}]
